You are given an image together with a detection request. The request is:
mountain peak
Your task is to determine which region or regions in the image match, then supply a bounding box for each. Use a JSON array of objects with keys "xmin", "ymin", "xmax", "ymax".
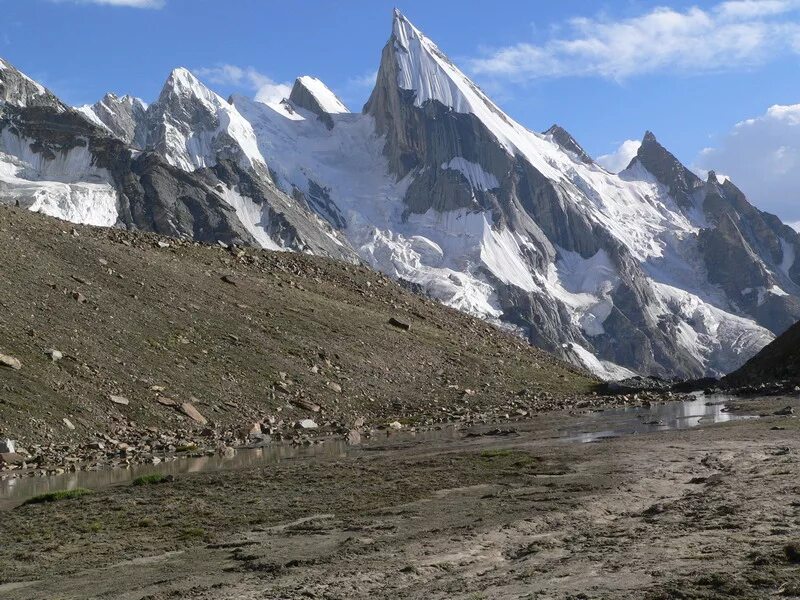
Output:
[
  {"xmin": 544, "ymin": 124, "xmax": 593, "ymax": 164},
  {"xmin": 289, "ymin": 76, "xmax": 349, "ymax": 129},
  {"xmin": 0, "ymin": 56, "xmax": 65, "ymax": 111},
  {"xmin": 147, "ymin": 67, "xmax": 267, "ymax": 174},
  {"xmin": 629, "ymin": 130, "xmax": 702, "ymax": 208}
]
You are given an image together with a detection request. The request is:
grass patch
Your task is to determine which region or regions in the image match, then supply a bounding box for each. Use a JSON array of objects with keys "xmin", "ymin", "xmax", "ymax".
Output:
[
  {"xmin": 21, "ymin": 488, "xmax": 92, "ymax": 506},
  {"xmin": 132, "ymin": 473, "xmax": 169, "ymax": 486},
  {"xmin": 480, "ymin": 449, "xmax": 515, "ymax": 459},
  {"xmin": 179, "ymin": 527, "xmax": 207, "ymax": 541}
]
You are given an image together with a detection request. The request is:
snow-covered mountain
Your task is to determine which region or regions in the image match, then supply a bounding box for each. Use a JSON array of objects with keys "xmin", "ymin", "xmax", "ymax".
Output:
[
  {"xmin": 2, "ymin": 10, "xmax": 799, "ymax": 379},
  {"xmin": 0, "ymin": 59, "xmax": 354, "ymax": 260}
]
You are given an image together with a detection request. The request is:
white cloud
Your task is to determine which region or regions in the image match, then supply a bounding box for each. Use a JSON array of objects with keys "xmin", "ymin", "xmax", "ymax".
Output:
[
  {"xmin": 470, "ymin": 0, "xmax": 800, "ymax": 81},
  {"xmin": 51, "ymin": 0, "xmax": 165, "ymax": 7},
  {"xmin": 696, "ymin": 103, "xmax": 800, "ymax": 221},
  {"xmin": 596, "ymin": 140, "xmax": 641, "ymax": 173},
  {"xmin": 193, "ymin": 64, "xmax": 291, "ymax": 104},
  {"xmin": 347, "ymin": 69, "xmax": 378, "ymax": 89}
]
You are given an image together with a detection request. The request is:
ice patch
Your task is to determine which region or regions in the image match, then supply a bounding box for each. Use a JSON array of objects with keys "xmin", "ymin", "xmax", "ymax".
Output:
[
  {"xmin": 440, "ymin": 157, "xmax": 499, "ymax": 191},
  {"xmin": 218, "ymin": 186, "xmax": 282, "ymax": 251},
  {"xmin": 546, "ymin": 249, "xmax": 619, "ymax": 336},
  {"xmin": 562, "ymin": 342, "xmax": 636, "ymax": 381}
]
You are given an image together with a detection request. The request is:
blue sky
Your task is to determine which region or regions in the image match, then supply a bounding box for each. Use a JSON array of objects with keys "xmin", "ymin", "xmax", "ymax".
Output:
[{"xmin": 4, "ymin": 0, "xmax": 800, "ymax": 221}]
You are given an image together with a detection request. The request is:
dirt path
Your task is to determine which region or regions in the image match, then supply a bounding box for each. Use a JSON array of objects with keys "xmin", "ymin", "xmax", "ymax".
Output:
[{"xmin": 2, "ymin": 397, "xmax": 800, "ymax": 599}]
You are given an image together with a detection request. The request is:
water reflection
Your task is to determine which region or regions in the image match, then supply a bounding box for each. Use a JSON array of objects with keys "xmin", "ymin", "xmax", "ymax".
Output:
[
  {"xmin": 0, "ymin": 395, "xmax": 753, "ymax": 506},
  {"xmin": 558, "ymin": 394, "xmax": 751, "ymax": 443}
]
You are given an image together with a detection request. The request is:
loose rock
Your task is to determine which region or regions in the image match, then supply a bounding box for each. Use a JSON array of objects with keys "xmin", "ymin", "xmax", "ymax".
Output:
[
  {"xmin": 388, "ymin": 317, "xmax": 411, "ymax": 331},
  {"xmin": 109, "ymin": 395, "xmax": 130, "ymax": 406},
  {"xmin": 180, "ymin": 402, "xmax": 208, "ymax": 425},
  {"xmin": 0, "ymin": 353, "xmax": 22, "ymax": 370}
]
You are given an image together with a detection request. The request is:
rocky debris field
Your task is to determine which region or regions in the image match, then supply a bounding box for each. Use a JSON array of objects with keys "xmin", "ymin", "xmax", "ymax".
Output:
[
  {"xmin": 2, "ymin": 395, "xmax": 800, "ymax": 599},
  {"xmin": 0, "ymin": 205, "xmax": 607, "ymax": 478}
]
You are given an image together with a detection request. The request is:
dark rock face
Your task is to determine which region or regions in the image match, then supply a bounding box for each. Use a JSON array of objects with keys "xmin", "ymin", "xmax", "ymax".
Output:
[
  {"xmin": 724, "ymin": 318, "xmax": 800, "ymax": 386},
  {"xmin": 84, "ymin": 94, "xmax": 148, "ymax": 148},
  {"xmin": 288, "ymin": 77, "xmax": 348, "ymax": 130},
  {"xmin": 0, "ymin": 59, "xmax": 65, "ymax": 110},
  {"xmin": 629, "ymin": 131, "xmax": 703, "ymax": 208},
  {"xmin": 544, "ymin": 125, "xmax": 593, "ymax": 164}
]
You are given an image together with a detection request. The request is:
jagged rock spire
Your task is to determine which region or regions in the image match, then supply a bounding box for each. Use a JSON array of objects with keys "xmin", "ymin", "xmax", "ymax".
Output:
[
  {"xmin": 544, "ymin": 124, "xmax": 593, "ymax": 164},
  {"xmin": 629, "ymin": 131, "xmax": 702, "ymax": 208}
]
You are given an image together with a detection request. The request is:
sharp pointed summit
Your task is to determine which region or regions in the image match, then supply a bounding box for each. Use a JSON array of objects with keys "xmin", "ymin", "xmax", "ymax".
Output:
[
  {"xmin": 628, "ymin": 130, "xmax": 702, "ymax": 208},
  {"xmin": 145, "ymin": 68, "xmax": 268, "ymax": 174},
  {"xmin": 544, "ymin": 125, "xmax": 593, "ymax": 164},
  {"xmin": 289, "ymin": 76, "xmax": 349, "ymax": 129}
]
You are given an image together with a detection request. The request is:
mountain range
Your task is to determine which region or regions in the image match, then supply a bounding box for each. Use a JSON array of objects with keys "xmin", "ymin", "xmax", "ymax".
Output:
[{"xmin": 2, "ymin": 9, "xmax": 799, "ymax": 380}]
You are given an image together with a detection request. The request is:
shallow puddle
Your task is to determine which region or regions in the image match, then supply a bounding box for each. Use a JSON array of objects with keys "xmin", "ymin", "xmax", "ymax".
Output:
[
  {"xmin": 0, "ymin": 394, "xmax": 755, "ymax": 507},
  {"xmin": 556, "ymin": 393, "xmax": 755, "ymax": 443}
]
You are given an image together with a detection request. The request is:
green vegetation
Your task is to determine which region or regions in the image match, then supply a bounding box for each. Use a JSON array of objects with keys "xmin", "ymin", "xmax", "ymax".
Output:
[
  {"xmin": 21, "ymin": 488, "xmax": 92, "ymax": 506},
  {"xmin": 131, "ymin": 473, "xmax": 169, "ymax": 486}
]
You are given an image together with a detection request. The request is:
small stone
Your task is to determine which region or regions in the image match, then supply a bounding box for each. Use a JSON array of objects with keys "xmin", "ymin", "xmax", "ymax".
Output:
[
  {"xmin": 221, "ymin": 275, "xmax": 237, "ymax": 286},
  {"xmin": 72, "ymin": 291, "xmax": 87, "ymax": 303},
  {"xmin": 775, "ymin": 406, "xmax": 795, "ymax": 416},
  {"xmin": 45, "ymin": 348, "xmax": 63, "ymax": 362},
  {"xmin": 109, "ymin": 394, "xmax": 130, "ymax": 406},
  {"xmin": 0, "ymin": 452, "xmax": 25, "ymax": 466},
  {"xmin": 150, "ymin": 385, "xmax": 166, "ymax": 392},
  {"xmin": 290, "ymin": 398, "xmax": 321, "ymax": 413},
  {"xmin": 326, "ymin": 381, "xmax": 342, "ymax": 394},
  {"xmin": 218, "ymin": 445, "xmax": 236, "ymax": 458},
  {"xmin": 0, "ymin": 439, "xmax": 16, "ymax": 454},
  {"xmin": 180, "ymin": 402, "xmax": 208, "ymax": 425},
  {"xmin": 388, "ymin": 421, "xmax": 403, "ymax": 430},
  {"xmin": 388, "ymin": 317, "xmax": 411, "ymax": 331},
  {"xmin": 346, "ymin": 429, "xmax": 362, "ymax": 445},
  {"xmin": 157, "ymin": 241, "xmax": 170, "ymax": 248},
  {"xmin": 298, "ymin": 419, "xmax": 318, "ymax": 429},
  {"xmin": 0, "ymin": 353, "xmax": 22, "ymax": 370},
  {"xmin": 63, "ymin": 418, "xmax": 75, "ymax": 430},
  {"xmin": 156, "ymin": 396, "xmax": 178, "ymax": 407}
]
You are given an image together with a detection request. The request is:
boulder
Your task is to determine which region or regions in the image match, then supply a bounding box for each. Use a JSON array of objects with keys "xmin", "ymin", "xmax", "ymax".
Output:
[
  {"xmin": 180, "ymin": 402, "xmax": 208, "ymax": 425},
  {"xmin": 388, "ymin": 317, "xmax": 411, "ymax": 331},
  {"xmin": 0, "ymin": 353, "xmax": 22, "ymax": 370}
]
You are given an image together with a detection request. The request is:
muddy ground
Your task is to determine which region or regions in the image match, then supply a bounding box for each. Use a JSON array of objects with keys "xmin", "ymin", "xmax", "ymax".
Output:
[{"xmin": 2, "ymin": 396, "xmax": 800, "ymax": 599}]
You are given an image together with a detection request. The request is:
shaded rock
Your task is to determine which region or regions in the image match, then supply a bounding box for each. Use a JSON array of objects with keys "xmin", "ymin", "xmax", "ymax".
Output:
[
  {"xmin": 45, "ymin": 348, "xmax": 63, "ymax": 362},
  {"xmin": 0, "ymin": 452, "xmax": 25, "ymax": 466},
  {"xmin": 180, "ymin": 402, "xmax": 208, "ymax": 425},
  {"xmin": 0, "ymin": 439, "xmax": 16, "ymax": 453},
  {"xmin": 388, "ymin": 317, "xmax": 411, "ymax": 331},
  {"xmin": 290, "ymin": 398, "xmax": 321, "ymax": 413},
  {"xmin": 775, "ymin": 406, "xmax": 794, "ymax": 416},
  {"xmin": 0, "ymin": 353, "xmax": 22, "ymax": 370},
  {"xmin": 346, "ymin": 429, "xmax": 362, "ymax": 445}
]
